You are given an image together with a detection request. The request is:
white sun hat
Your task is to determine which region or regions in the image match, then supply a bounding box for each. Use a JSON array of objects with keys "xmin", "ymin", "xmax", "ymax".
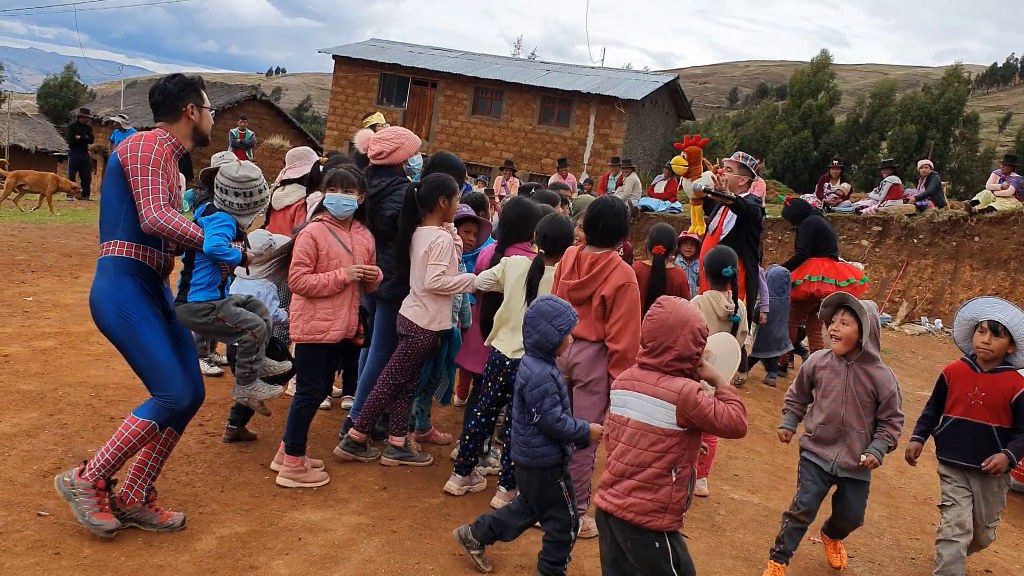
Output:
[{"xmin": 952, "ymin": 296, "xmax": 1024, "ymax": 368}]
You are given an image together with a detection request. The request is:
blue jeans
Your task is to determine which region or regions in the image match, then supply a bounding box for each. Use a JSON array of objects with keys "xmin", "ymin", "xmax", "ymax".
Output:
[{"xmin": 345, "ymin": 294, "xmax": 400, "ymax": 430}]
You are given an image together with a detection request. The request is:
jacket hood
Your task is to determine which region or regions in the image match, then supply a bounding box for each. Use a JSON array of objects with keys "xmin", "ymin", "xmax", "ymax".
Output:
[
  {"xmin": 637, "ymin": 296, "xmax": 708, "ymax": 377},
  {"xmin": 270, "ymin": 183, "xmax": 307, "ymax": 210},
  {"xmin": 557, "ymin": 246, "xmax": 632, "ymax": 306},
  {"xmin": 700, "ymin": 290, "xmax": 739, "ymax": 323},
  {"xmin": 781, "ymin": 197, "xmax": 818, "ymax": 226},
  {"xmin": 765, "ymin": 264, "xmax": 791, "ymax": 297},
  {"xmin": 818, "ymin": 292, "xmax": 882, "ymax": 363},
  {"xmin": 523, "ymin": 295, "xmax": 578, "ymax": 360}
]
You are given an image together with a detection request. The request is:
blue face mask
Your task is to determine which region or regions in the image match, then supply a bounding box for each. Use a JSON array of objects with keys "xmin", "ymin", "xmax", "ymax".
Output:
[
  {"xmin": 322, "ymin": 192, "xmax": 359, "ymax": 219},
  {"xmin": 404, "ymin": 153, "xmax": 423, "ymax": 182}
]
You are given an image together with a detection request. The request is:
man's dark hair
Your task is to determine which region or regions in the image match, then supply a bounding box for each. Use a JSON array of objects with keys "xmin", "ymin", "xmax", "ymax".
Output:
[
  {"xmin": 238, "ymin": 114, "xmax": 248, "ymax": 121},
  {"xmin": 149, "ymin": 74, "xmax": 207, "ymax": 123}
]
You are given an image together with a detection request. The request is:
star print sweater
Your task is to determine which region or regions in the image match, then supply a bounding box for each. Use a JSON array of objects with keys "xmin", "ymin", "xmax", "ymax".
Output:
[{"xmin": 910, "ymin": 355, "xmax": 1024, "ymax": 470}]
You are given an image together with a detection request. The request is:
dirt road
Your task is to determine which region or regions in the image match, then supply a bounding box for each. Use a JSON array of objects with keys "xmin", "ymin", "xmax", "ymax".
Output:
[{"xmin": 0, "ymin": 222, "xmax": 1020, "ymax": 575}]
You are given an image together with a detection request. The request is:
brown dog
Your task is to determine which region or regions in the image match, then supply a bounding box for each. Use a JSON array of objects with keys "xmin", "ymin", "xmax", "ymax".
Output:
[{"xmin": 0, "ymin": 166, "xmax": 81, "ymax": 214}]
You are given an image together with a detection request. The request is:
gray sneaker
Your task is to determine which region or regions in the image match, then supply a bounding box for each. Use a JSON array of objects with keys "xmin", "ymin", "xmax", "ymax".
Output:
[
  {"xmin": 232, "ymin": 379, "xmax": 283, "ymax": 402},
  {"xmin": 381, "ymin": 437, "xmax": 433, "ymax": 467},
  {"xmin": 259, "ymin": 358, "xmax": 292, "ymax": 378},
  {"xmin": 453, "ymin": 524, "xmax": 492, "ymax": 573}
]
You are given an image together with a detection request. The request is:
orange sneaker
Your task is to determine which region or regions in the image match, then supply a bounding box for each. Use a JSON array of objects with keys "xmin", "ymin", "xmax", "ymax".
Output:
[
  {"xmin": 761, "ymin": 560, "xmax": 787, "ymax": 576},
  {"xmin": 821, "ymin": 532, "xmax": 849, "ymax": 570}
]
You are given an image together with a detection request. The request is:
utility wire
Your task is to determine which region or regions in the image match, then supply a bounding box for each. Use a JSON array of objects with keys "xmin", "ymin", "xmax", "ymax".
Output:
[
  {"xmin": 73, "ymin": 5, "xmax": 123, "ymax": 77},
  {"xmin": 4, "ymin": 0, "xmax": 193, "ymax": 17},
  {"xmin": 0, "ymin": 0, "xmax": 116, "ymax": 14},
  {"xmin": 584, "ymin": 0, "xmax": 599, "ymax": 65}
]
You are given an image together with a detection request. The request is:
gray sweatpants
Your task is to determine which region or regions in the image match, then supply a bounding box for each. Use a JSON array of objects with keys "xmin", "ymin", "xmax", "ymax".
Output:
[
  {"xmin": 176, "ymin": 294, "xmax": 272, "ymax": 386},
  {"xmin": 933, "ymin": 462, "xmax": 1011, "ymax": 576}
]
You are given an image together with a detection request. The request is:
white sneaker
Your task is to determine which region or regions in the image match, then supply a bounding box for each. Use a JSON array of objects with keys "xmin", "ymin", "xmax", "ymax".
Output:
[
  {"xmin": 476, "ymin": 447, "xmax": 502, "ymax": 476},
  {"xmin": 331, "ymin": 386, "xmax": 344, "ymax": 398},
  {"xmin": 285, "ymin": 378, "xmax": 296, "ymax": 397},
  {"xmin": 260, "ymin": 358, "xmax": 292, "ymax": 378},
  {"xmin": 319, "ymin": 397, "xmax": 332, "ymax": 410},
  {"xmin": 208, "ymin": 351, "xmax": 229, "ymax": 366},
  {"xmin": 340, "ymin": 395, "xmax": 354, "ymax": 410},
  {"xmin": 199, "ymin": 358, "xmax": 224, "ymax": 377},
  {"xmin": 233, "ymin": 379, "xmax": 284, "ymax": 401},
  {"xmin": 694, "ymin": 477, "xmax": 710, "ymax": 497}
]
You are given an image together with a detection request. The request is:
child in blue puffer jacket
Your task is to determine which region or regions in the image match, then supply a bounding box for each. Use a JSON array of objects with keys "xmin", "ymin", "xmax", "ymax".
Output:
[{"xmin": 454, "ymin": 295, "xmax": 602, "ymax": 576}]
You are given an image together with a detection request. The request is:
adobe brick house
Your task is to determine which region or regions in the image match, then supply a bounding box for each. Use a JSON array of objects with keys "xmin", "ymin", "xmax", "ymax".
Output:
[
  {"xmin": 88, "ymin": 78, "xmax": 322, "ymax": 184},
  {"xmin": 2, "ymin": 111, "xmax": 68, "ymax": 173},
  {"xmin": 319, "ymin": 39, "xmax": 694, "ymax": 183}
]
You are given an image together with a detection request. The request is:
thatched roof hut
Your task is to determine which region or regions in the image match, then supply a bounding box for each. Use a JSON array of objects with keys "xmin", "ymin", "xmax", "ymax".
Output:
[{"xmin": 2, "ymin": 111, "xmax": 68, "ymax": 173}]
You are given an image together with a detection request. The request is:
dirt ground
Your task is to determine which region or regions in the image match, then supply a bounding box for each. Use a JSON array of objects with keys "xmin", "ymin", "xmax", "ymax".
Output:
[{"xmin": 1, "ymin": 220, "xmax": 1022, "ymax": 576}]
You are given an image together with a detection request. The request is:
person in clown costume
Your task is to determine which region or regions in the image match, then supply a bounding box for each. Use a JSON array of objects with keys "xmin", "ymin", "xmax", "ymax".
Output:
[{"xmin": 691, "ymin": 151, "xmax": 765, "ymax": 325}]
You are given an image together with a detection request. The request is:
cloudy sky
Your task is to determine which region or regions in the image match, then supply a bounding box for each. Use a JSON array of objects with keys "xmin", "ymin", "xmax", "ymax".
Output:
[{"xmin": 1, "ymin": 0, "xmax": 1023, "ymax": 74}]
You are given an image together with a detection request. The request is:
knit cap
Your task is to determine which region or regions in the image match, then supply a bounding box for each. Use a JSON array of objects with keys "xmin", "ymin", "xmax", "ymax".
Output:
[
  {"xmin": 213, "ymin": 159, "xmax": 270, "ymax": 222},
  {"xmin": 365, "ymin": 126, "xmax": 421, "ymax": 166}
]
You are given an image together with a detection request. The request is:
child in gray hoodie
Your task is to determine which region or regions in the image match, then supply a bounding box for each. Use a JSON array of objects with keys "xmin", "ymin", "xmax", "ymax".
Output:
[{"xmin": 762, "ymin": 292, "xmax": 904, "ymax": 576}]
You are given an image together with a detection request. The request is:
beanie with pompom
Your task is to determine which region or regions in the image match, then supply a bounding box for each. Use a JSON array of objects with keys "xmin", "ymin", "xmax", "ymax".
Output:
[{"xmin": 363, "ymin": 126, "xmax": 422, "ymax": 166}]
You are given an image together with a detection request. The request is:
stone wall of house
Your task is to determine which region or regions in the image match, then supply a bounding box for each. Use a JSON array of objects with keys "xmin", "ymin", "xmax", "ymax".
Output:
[
  {"xmin": 323, "ymin": 58, "xmax": 630, "ymax": 183},
  {"xmin": 622, "ymin": 84, "xmax": 682, "ymax": 180}
]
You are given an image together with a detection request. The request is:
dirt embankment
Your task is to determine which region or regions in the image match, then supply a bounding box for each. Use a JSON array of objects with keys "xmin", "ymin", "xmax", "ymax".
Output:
[{"xmin": 630, "ymin": 210, "xmax": 1024, "ymax": 321}]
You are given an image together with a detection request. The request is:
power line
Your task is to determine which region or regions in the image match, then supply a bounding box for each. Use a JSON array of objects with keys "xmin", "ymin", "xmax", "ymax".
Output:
[
  {"xmin": 0, "ymin": 0, "xmax": 115, "ymax": 14},
  {"xmin": 73, "ymin": 5, "xmax": 123, "ymax": 78},
  {"xmin": 584, "ymin": 0, "xmax": 598, "ymax": 65},
  {"xmin": 3, "ymin": 0, "xmax": 193, "ymax": 17}
]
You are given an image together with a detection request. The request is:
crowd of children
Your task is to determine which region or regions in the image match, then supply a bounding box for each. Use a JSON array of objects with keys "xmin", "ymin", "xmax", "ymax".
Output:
[{"xmin": 57, "ymin": 93, "xmax": 1023, "ymax": 576}]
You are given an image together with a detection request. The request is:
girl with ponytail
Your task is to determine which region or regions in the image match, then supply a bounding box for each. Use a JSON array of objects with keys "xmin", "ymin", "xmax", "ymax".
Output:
[
  {"xmin": 633, "ymin": 223, "xmax": 691, "ymax": 317},
  {"xmin": 444, "ymin": 210, "xmax": 560, "ymax": 506},
  {"xmin": 689, "ymin": 244, "xmax": 749, "ymax": 498}
]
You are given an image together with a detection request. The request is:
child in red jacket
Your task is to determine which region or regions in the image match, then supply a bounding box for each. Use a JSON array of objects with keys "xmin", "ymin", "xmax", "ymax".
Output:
[
  {"xmin": 595, "ymin": 296, "xmax": 747, "ymax": 576},
  {"xmin": 905, "ymin": 296, "xmax": 1024, "ymax": 576}
]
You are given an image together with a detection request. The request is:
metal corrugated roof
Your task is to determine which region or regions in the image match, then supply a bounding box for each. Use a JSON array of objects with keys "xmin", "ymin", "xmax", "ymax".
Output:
[{"xmin": 319, "ymin": 38, "xmax": 682, "ymax": 102}]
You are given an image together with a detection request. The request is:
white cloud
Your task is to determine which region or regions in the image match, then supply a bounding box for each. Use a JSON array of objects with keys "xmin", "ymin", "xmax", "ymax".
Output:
[{"xmin": 0, "ymin": 35, "xmax": 233, "ymax": 74}]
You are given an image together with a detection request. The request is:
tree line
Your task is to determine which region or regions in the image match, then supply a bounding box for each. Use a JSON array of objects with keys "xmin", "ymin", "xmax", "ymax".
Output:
[
  {"xmin": 684, "ymin": 49, "xmax": 1014, "ymax": 199},
  {"xmin": 972, "ymin": 52, "xmax": 1023, "ymax": 94}
]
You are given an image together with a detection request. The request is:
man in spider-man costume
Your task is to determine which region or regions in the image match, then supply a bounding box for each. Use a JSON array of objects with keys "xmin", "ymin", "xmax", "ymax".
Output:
[{"xmin": 55, "ymin": 74, "xmax": 232, "ymax": 537}]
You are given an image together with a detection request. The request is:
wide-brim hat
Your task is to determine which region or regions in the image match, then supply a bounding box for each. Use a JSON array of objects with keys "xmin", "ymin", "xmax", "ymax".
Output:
[
  {"xmin": 278, "ymin": 146, "xmax": 320, "ymax": 181},
  {"xmin": 475, "ymin": 174, "xmax": 489, "ymax": 184},
  {"xmin": 453, "ymin": 204, "xmax": 493, "ymax": 248},
  {"xmin": 620, "ymin": 158, "xmax": 637, "ymax": 170},
  {"xmin": 878, "ymin": 158, "xmax": 899, "ymax": 170},
  {"xmin": 556, "ymin": 157, "xmax": 569, "ymax": 168},
  {"xmin": 607, "ymin": 156, "xmax": 621, "ymax": 167},
  {"xmin": 828, "ymin": 156, "xmax": 844, "ymax": 169},
  {"xmin": 817, "ymin": 292, "xmax": 876, "ymax": 347},
  {"xmin": 1001, "ymin": 153, "xmax": 1019, "ymax": 167},
  {"xmin": 499, "ymin": 159, "xmax": 517, "ymax": 173},
  {"xmin": 702, "ymin": 332, "xmax": 742, "ymax": 382},
  {"xmin": 952, "ymin": 296, "xmax": 1024, "ymax": 368},
  {"xmin": 73, "ymin": 107, "xmax": 91, "ymax": 119},
  {"xmin": 199, "ymin": 151, "xmax": 239, "ymax": 190},
  {"xmin": 108, "ymin": 113, "xmax": 130, "ymax": 127}
]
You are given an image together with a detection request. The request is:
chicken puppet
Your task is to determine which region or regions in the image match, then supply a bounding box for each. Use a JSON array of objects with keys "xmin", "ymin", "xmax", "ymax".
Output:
[{"xmin": 670, "ymin": 134, "xmax": 717, "ymax": 235}]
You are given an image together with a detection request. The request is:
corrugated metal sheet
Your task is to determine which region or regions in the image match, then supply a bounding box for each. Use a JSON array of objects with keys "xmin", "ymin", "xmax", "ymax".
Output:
[{"xmin": 319, "ymin": 38, "xmax": 680, "ymax": 102}]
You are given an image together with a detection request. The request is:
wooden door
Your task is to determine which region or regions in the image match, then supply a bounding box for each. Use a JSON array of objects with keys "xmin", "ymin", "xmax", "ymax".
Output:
[{"xmin": 405, "ymin": 79, "xmax": 437, "ymax": 141}]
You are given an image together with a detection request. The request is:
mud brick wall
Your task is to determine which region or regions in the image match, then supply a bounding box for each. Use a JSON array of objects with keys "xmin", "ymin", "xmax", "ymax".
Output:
[
  {"xmin": 323, "ymin": 58, "xmax": 630, "ymax": 182},
  {"xmin": 6, "ymin": 148, "xmax": 62, "ymax": 174},
  {"xmin": 622, "ymin": 85, "xmax": 681, "ymax": 178},
  {"xmin": 629, "ymin": 211, "xmax": 1024, "ymax": 321}
]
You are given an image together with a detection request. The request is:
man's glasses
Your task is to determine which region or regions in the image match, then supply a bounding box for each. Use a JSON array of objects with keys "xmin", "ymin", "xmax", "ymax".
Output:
[{"xmin": 188, "ymin": 104, "xmax": 216, "ymax": 118}]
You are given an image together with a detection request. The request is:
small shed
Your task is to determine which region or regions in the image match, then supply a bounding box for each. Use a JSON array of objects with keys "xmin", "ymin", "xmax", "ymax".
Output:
[
  {"xmin": 88, "ymin": 77, "xmax": 322, "ymax": 183},
  {"xmin": 1, "ymin": 111, "xmax": 68, "ymax": 173}
]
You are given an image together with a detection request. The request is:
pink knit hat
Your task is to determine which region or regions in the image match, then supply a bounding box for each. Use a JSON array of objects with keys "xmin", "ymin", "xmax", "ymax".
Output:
[{"xmin": 365, "ymin": 126, "xmax": 421, "ymax": 166}]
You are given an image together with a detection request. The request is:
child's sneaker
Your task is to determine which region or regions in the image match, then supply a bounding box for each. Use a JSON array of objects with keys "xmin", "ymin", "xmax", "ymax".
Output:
[
  {"xmin": 222, "ymin": 424, "xmax": 257, "ymax": 443},
  {"xmin": 453, "ymin": 395, "xmax": 467, "ymax": 407},
  {"xmin": 333, "ymin": 435, "xmax": 381, "ymax": 462},
  {"xmin": 270, "ymin": 443, "xmax": 324, "ymax": 472},
  {"xmin": 734, "ymin": 371, "xmax": 748, "ymax": 386},
  {"xmin": 232, "ymin": 379, "xmax": 283, "ymax": 402},
  {"xmin": 443, "ymin": 470, "xmax": 487, "ymax": 496},
  {"xmin": 319, "ymin": 397, "xmax": 332, "ymax": 410},
  {"xmin": 199, "ymin": 358, "xmax": 224, "ymax": 377},
  {"xmin": 694, "ymin": 477, "xmax": 710, "ymax": 497},
  {"xmin": 207, "ymin": 351, "xmax": 229, "ymax": 366},
  {"xmin": 331, "ymin": 386, "xmax": 344, "ymax": 398},
  {"xmin": 339, "ymin": 395, "xmax": 354, "ymax": 410},
  {"xmin": 259, "ymin": 358, "xmax": 292, "ymax": 378},
  {"xmin": 821, "ymin": 532, "xmax": 849, "ymax": 569},
  {"xmin": 476, "ymin": 447, "xmax": 501, "ymax": 476},
  {"xmin": 763, "ymin": 375, "xmax": 778, "ymax": 387},
  {"xmin": 413, "ymin": 426, "xmax": 453, "ymax": 446},
  {"xmin": 761, "ymin": 560, "xmax": 787, "ymax": 576},
  {"xmin": 53, "ymin": 464, "xmax": 122, "ymax": 538},
  {"xmin": 285, "ymin": 379, "xmax": 297, "ymax": 396},
  {"xmin": 489, "ymin": 486, "xmax": 517, "ymax": 509},
  {"xmin": 237, "ymin": 397, "xmax": 271, "ymax": 417},
  {"xmin": 578, "ymin": 514, "xmax": 599, "ymax": 539},
  {"xmin": 453, "ymin": 524, "xmax": 492, "ymax": 573},
  {"xmin": 111, "ymin": 488, "xmax": 186, "ymax": 532},
  {"xmin": 275, "ymin": 454, "xmax": 330, "ymax": 488},
  {"xmin": 381, "ymin": 437, "xmax": 433, "ymax": 467}
]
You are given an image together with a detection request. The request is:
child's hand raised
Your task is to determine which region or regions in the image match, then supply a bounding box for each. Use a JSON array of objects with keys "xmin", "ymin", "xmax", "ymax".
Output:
[
  {"xmin": 589, "ymin": 423, "xmax": 604, "ymax": 441},
  {"xmin": 981, "ymin": 452, "xmax": 1011, "ymax": 476},
  {"xmin": 905, "ymin": 441, "xmax": 924, "ymax": 466},
  {"xmin": 777, "ymin": 428, "xmax": 794, "ymax": 444}
]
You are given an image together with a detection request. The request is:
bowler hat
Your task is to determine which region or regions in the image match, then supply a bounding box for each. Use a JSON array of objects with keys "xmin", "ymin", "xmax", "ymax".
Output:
[
  {"xmin": 556, "ymin": 157, "xmax": 569, "ymax": 168},
  {"xmin": 1001, "ymin": 152, "xmax": 1019, "ymax": 167},
  {"xmin": 828, "ymin": 156, "xmax": 844, "ymax": 169},
  {"xmin": 73, "ymin": 107, "xmax": 91, "ymax": 118},
  {"xmin": 620, "ymin": 158, "xmax": 637, "ymax": 169},
  {"xmin": 878, "ymin": 158, "xmax": 899, "ymax": 170},
  {"xmin": 500, "ymin": 159, "xmax": 517, "ymax": 173},
  {"xmin": 606, "ymin": 156, "xmax": 621, "ymax": 167}
]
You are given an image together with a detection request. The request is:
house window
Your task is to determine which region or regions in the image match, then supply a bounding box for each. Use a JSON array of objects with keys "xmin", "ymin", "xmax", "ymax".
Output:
[
  {"xmin": 377, "ymin": 73, "xmax": 411, "ymax": 108},
  {"xmin": 538, "ymin": 96, "xmax": 573, "ymax": 127},
  {"xmin": 471, "ymin": 87, "xmax": 503, "ymax": 118}
]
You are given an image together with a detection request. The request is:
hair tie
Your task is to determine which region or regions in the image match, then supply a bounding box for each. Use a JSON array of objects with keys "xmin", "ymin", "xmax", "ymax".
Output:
[
  {"xmin": 651, "ymin": 245, "xmax": 666, "ymax": 256},
  {"xmin": 728, "ymin": 313, "xmax": 741, "ymax": 323},
  {"xmin": 722, "ymin": 265, "xmax": 736, "ymax": 278},
  {"xmin": 537, "ymin": 249, "xmax": 546, "ymax": 255}
]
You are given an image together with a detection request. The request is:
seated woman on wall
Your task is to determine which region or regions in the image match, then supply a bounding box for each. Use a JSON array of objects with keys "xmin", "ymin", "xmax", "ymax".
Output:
[
  {"xmin": 905, "ymin": 159, "xmax": 946, "ymax": 211},
  {"xmin": 853, "ymin": 158, "xmax": 904, "ymax": 213},
  {"xmin": 645, "ymin": 162, "xmax": 680, "ymax": 202},
  {"xmin": 965, "ymin": 152, "xmax": 1023, "ymax": 215},
  {"xmin": 812, "ymin": 156, "xmax": 853, "ymax": 209}
]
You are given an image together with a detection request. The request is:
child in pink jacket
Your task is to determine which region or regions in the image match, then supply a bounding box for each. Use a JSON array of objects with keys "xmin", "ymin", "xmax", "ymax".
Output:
[{"xmin": 274, "ymin": 165, "xmax": 381, "ymax": 488}]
